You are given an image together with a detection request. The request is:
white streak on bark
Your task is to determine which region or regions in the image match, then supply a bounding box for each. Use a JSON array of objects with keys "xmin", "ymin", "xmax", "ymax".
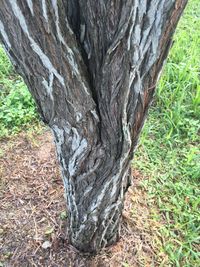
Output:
[
  {"xmin": 127, "ymin": 4, "xmax": 137, "ymax": 50},
  {"xmin": 135, "ymin": 69, "xmax": 142, "ymax": 93},
  {"xmin": 51, "ymin": 0, "xmax": 67, "ymax": 45},
  {"xmin": 80, "ymin": 24, "xmax": 85, "ymax": 43},
  {"xmin": 51, "ymin": 0, "xmax": 76, "ymax": 69},
  {"xmin": 86, "ymin": 81, "xmax": 133, "ymax": 234},
  {"xmin": 76, "ymin": 112, "xmax": 83, "ymax": 122},
  {"xmin": 83, "ymin": 185, "xmax": 93, "ymax": 197},
  {"xmin": 65, "ymin": 18, "xmax": 74, "ymax": 35},
  {"xmin": 42, "ymin": 73, "xmax": 54, "ymax": 99},
  {"xmin": 91, "ymin": 110, "xmax": 99, "ymax": 121},
  {"xmin": 42, "ymin": 0, "xmax": 48, "ymax": 21},
  {"xmin": 26, "ymin": 0, "xmax": 34, "ymax": 15},
  {"xmin": 71, "ymin": 128, "xmax": 81, "ymax": 151},
  {"xmin": 100, "ymin": 199, "xmax": 121, "ymax": 242},
  {"xmin": 89, "ymin": 172, "xmax": 122, "ymax": 220},
  {"xmin": 0, "ymin": 20, "xmax": 11, "ymax": 48},
  {"xmin": 80, "ymin": 160, "xmax": 129, "ymax": 243},
  {"xmin": 128, "ymin": 1, "xmax": 167, "ymax": 96},
  {"xmin": 129, "ymin": 68, "xmax": 136, "ymax": 88},
  {"xmin": 9, "ymin": 0, "xmax": 65, "ymax": 98},
  {"xmin": 51, "ymin": 125, "xmax": 80, "ymax": 229},
  {"xmin": 82, "ymin": 83, "xmax": 90, "ymax": 95},
  {"xmin": 68, "ymin": 138, "xmax": 88, "ymax": 176},
  {"xmin": 51, "ymin": 0, "xmax": 90, "ymax": 96},
  {"xmin": 30, "ymin": 41, "xmax": 64, "ymax": 87}
]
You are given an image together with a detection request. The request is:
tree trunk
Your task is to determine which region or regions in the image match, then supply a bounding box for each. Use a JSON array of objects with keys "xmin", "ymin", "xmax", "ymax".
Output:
[{"xmin": 0, "ymin": 0, "xmax": 187, "ymax": 253}]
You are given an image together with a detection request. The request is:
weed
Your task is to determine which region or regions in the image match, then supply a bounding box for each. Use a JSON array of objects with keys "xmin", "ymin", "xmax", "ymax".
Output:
[{"xmin": 0, "ymin": 48, "xmax": 39, "ymax": 138}]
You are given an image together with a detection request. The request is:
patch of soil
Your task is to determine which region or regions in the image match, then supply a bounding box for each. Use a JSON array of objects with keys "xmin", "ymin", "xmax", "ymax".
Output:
[{"xmin": 0, "ymin": 129, "xmax": 167, "ymax": 267}]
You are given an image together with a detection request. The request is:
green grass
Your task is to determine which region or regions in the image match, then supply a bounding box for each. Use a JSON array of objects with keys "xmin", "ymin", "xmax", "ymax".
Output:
[
  {"xmin": 0, "ymin": 0, "xmax": 199, "ymax": 266},
  {"xmin": 0, "ymin": 48, "xmax": 39, "ymax": 138},
  {"xmin": 134, "ymin": 0, "xmax": 200, "ymax": 266}
]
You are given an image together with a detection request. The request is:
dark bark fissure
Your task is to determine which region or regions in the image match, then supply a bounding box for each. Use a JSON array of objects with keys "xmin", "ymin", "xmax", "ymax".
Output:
[
  {"xmin": 65, "ymin": 0, "xmax": 101, "ymax": 113},
  {"xmin": 0, "ymin": 0, "xmax": 187, "ymax": 253}
]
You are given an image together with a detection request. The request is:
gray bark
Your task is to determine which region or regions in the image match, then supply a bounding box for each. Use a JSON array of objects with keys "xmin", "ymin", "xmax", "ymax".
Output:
[{"xmin": 0, "ymin": 0, "xmax": 187, "ymax": 253}]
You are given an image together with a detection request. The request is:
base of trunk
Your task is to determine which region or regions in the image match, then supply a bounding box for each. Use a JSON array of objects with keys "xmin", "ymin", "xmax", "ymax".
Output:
[
  {"xmin": 69, "ymin": 211, "xmax": 122, "ymax": 254},
  {"xmin": 67, "ymin": 170, "xmax": 132, "ymax": 254}
]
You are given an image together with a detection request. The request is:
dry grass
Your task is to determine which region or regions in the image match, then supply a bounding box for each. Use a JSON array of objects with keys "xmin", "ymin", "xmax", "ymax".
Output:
[{"xmin": 0, "ymin": 129, "xmax": 167, "ymax": 267}]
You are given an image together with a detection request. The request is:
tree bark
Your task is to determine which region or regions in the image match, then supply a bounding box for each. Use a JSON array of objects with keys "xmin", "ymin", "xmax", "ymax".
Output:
[{"xmin": 0, "ymin": 0, "xmax": 187, "ymax": 253}]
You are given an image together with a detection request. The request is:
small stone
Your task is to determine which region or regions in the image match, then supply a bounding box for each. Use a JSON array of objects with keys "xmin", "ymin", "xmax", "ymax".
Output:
[{"xmin": 42, "ymin": 240, "xmax": 52, "ymax": 249}]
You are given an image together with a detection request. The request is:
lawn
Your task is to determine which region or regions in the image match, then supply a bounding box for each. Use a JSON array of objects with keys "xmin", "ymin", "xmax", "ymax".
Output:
[
  {"xmin": 134, "ymin": 0, "xmax": 200, "ymax": 265},
  {"xmin": 0, "ymin": 0, "xmax": 199, "ymax": 266}
]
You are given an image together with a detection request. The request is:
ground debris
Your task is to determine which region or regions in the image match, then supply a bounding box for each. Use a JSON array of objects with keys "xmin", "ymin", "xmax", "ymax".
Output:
[{"xmin": 0, "ymin": 130, "xmax": 166, "ymax": 266}]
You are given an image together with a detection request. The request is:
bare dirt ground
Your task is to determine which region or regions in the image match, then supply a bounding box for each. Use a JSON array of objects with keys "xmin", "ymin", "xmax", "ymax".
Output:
[{"xmin": 0, "ymin": 129, "xmax": 167, "ymax": 267}]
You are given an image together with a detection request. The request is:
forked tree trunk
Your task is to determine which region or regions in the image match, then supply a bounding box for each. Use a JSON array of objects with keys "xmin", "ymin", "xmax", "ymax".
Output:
[{"xmin": 0, "ymin": 0, "xmax": 187, "ymax": 253}]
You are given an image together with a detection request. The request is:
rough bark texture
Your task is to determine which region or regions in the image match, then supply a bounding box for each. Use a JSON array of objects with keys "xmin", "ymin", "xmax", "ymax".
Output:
[{"xmin": 0, "ymin": 0, "xmax": 187, "ymax": 253}]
